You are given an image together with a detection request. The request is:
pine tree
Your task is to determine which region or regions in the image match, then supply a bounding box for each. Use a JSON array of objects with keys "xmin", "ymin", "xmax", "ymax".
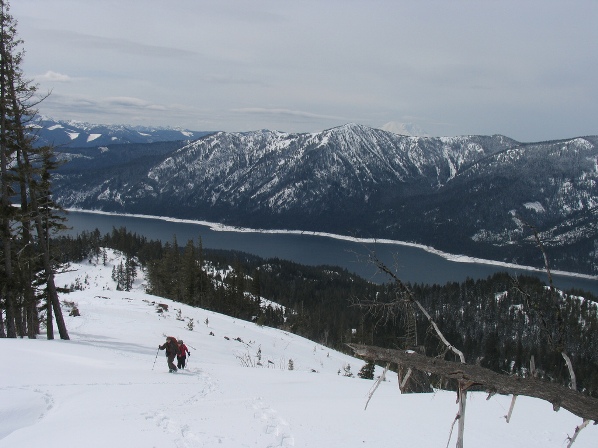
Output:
[
  {"xmin": 358, "ymin": 360, "xmax": 375, "ymax": 380},
  {"xmin": 0, "ymin": 0, "xmax": 68, "ymax": 339},
  {"xmin": 124, "ymin": 254, "xmax": 137, "ymax": 291}
]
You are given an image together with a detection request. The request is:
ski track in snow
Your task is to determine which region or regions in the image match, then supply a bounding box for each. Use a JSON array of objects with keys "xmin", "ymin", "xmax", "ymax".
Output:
[
  {"xmin": 251, "ymin": 397, "xmax": 294, "ymax": 447},
  {"xmin": 0, "ymin": 387, "xmax": 54, "ymax": 440},
  {"xmin": 145, "ymin": 411, "xmax": 203, "ymax": 448},
  {"xmin": 178, "ymin": 367, "xmax": 219, "ymax": 402},
  {"xmin": 143, "ymin": 367, "xmax": 220, "ymax": 447}
]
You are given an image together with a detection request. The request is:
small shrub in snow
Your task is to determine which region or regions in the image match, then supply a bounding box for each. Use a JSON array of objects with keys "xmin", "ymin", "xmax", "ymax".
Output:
[{"xmin": 342, "ymin": 364, "xmax": 354, "ymax": 378}]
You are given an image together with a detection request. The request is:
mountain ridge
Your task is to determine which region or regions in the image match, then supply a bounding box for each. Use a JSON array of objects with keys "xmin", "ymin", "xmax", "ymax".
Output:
[
  {"xmin": 30, "ymin": 117, "xmax": 213, "ymax": 148},
  {"xmin": 51, "ymin": 123, "xmax": 598, "ymax": 275}
]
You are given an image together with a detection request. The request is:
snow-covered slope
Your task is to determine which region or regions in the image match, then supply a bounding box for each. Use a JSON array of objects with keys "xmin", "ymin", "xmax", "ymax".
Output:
[{"xmin": 1, "ymin": 251, "xmax": 596, "ymax": 447}]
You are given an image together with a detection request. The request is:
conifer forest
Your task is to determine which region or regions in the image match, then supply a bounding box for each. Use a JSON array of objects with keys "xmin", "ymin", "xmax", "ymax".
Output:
[{"xmin": 52, "ymin": 227, "xmax": 598, "ymax": 397}]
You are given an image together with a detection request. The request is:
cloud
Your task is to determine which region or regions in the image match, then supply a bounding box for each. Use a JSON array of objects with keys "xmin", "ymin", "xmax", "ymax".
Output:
[
  {"xmin": 105, "ymin": 97, "xmax": 168, "ymax": 111},
  {"xmin": 232, "ymin": 108, "xmax": 349, "ymax": 122},
  {"xmin": 36, "ymin": 70, "xmax": 72, "ymax": 82},
  {"xmin": 36, "ymin": 92, "xmax": 207, "ymax": 129},
  {"xmin": 49, "ymin": 29, "xmax": 198, "ymax": 60},
  {"xmin": 15, "ymin": 0, "xmax": 598, "ymax": 140}
]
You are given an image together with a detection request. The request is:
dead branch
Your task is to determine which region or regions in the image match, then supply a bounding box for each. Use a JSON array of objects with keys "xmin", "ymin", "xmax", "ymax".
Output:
[
  {"xmin": 566, "ymin": 419, "xmax": 591, "ymax": 448},
  {"xmin": 505, "ymin": 395, "xmax": 517, "ymax": 423},
  {"xmin": 361, "ymin": 250, "xmax": 465, "ymax": 363},
  {"xmin": 561, "ymin": 351, "xmax": 577, "ymax": 391},
  {"xmin": 347, "ymin": 343, "xmax": 598, "ymax": 422},
  {"xmin": 364, "ymin": 363, "xmax": 390, "ymax": 410}
]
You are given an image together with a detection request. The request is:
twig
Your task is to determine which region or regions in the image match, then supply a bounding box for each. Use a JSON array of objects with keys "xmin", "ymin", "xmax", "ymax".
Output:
[{"xmin": 364, "ymin": 363, "xmax": 390, "ymax": 410}]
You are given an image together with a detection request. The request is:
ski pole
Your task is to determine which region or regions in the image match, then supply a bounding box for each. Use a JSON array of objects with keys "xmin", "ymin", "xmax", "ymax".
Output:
[{"xmin": 152, "ymin": 347, "xmax": 160, "ymax": 370}]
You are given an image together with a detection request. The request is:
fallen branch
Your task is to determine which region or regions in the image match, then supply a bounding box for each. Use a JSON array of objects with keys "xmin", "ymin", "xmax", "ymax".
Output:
[
  {"xmin": 505, "ymin": 395, "xmax": 517, "ymax": 423},
  {"xmin": 364, "ymin": 363, "xmax": 390, "ymax": 410},
  {"xmin": 567, "ymin": 419, "xmax": 591, "ymax": 448},
  {"xmin": 347, "ymin": 343, "xmax": 598, "ymax": 422}
]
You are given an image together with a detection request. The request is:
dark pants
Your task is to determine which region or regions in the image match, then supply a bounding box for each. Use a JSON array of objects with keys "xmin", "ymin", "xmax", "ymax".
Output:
[
  {"xmin": 167, "ymin": 354, "xmax": 177, "ymax": 371},
  {"xmin": 177, "ymin": 355, "xmax": 186, "ymax": 369}
]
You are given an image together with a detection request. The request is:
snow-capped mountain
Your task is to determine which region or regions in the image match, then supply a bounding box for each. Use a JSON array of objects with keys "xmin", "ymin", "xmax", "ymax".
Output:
[
  {"xmin": 380, "ymin": 121, "xmax": 429, "ymax": 137},
  {"xmin": 30, "ymin": 118, "xmax": 212, "ymax": 148},
  {"xmin": 51, "ymin": 124, "xmax": 598, "ymax": 275}
]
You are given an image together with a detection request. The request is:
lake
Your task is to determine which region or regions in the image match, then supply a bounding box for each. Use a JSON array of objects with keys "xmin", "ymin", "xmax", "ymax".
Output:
[{"xmin": 63, "ymin": 210, "xmax": 598, "ymax": 295}]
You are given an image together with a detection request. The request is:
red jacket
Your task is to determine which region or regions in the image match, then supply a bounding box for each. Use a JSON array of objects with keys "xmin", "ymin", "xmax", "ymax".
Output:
[{"xmin": 178, "ymin": 343, "xmax": 190, "ymax": 358}]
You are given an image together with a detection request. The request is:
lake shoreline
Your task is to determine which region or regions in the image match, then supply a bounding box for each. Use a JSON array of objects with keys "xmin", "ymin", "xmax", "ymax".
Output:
[{"xmin": 65, "ymin": 208, "xmax": 598, "ymax": 282}]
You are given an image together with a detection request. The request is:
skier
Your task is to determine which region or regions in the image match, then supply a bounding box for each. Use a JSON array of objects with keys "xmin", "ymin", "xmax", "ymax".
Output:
[
  {"xmin": 177, "ymin": 339, "xmax": 190, "ymax": 369},
  {"xmin": 158, "ymin": 336, "xmax": 180, "ymax": 372}
]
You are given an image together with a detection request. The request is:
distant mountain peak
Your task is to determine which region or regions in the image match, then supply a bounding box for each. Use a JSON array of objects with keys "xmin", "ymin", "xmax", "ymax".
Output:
[
  {"xmin": 380, "ymin": 121, "xmax": 429, "ymax": 137},
  {"xmin": 32, "ymin": 118, "xmax": 213, "ymax": 148}
]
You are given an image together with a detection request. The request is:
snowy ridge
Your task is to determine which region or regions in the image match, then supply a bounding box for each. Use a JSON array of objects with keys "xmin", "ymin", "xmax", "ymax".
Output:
[
  {"xmin": 52, "ymin": 124, "xmax": 598, "ymax": 275},
  {"xmin": 31, "ymin": 118, "xmax": 211, "ymax": 148},
  {"xmin": 1, "ymin": 250, "xmax": 596, "ymax": 447},
  {"xmin": 145, "ymin": 123, "xmax": 514, "ymax": 210}
]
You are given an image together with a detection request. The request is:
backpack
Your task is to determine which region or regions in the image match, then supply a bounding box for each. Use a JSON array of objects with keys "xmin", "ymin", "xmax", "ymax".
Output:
[{"xmin": 165, "ymin": 337, "xmax": 180, "ymax": 356}]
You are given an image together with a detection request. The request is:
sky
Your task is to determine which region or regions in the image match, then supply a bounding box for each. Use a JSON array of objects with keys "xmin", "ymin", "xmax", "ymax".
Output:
[
  {"xmin": 1, "ymin": 249, "xmax": 596, "ymax": 447},
  {"xmin": 11, "ymin": 0, "xmax": 598, "ymax": 141}
]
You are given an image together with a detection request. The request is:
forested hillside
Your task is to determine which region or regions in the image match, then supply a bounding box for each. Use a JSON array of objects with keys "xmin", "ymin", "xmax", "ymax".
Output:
[
  {"xmin": 51, "ymin": 126, "xmax": 598, "ymax": 275},
  {"xmin": 53, "ymin": 228, "xmax": 598, "ymax": 397}
]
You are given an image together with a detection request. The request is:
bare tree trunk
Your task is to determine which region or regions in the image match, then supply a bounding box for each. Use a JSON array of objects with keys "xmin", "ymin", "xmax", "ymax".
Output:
[
  {"xmin": 0, "ymin": 41, "xmax": 15, "ymax": 337},
  {"xmin": 3, "ymin": 285, "xmax": 15, "ymax": 337},
  {"xmin": 26, "ymin": 298, "xmax": 37, "ymax": 338},
  {"xmin": 348, "ymin": 343, "xmax": 598, "ymax": 422},
  {"xmin": 46, "ymin": 273, "xmax": 68, "ymax": 339},
  {"xmin": 0, "ymin": 305, "xmax": 5, "ymax": 337},
  {"xmin": 14, "ymin": 296, "xmax": 23, "ymax": 336},
  {"xmin": 17, "ymin": 144, "xmax": 37, "ymax": 339},
  {"xmin": 456, "ymin": 385, "xmax": 467, "ymax": 448},
  {"xmin": 46, "ymin": 296, "xmax": 54, "ymax": 340}
]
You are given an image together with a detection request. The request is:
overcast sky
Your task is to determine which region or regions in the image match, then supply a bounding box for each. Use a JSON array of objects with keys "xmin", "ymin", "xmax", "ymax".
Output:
[{"xmin": 12, "ymin": 0, "xmax": 598, "ymax": 141}]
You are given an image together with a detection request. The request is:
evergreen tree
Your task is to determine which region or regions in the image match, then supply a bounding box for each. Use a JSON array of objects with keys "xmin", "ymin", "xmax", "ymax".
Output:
[
  {"xmin": 358, "ymin": 360, "xmax": 375, "ymax": 380},
  {"xmin": 124, "ymin": 254, "xmax": 137, "ymax": 291},
  {"xmin": 0, "ymin": 0, "xmax": 68, "ymax": 339}
]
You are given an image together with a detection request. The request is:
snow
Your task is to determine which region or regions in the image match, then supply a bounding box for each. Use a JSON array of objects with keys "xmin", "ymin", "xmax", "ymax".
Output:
[
  {"xmin": 87, "ymin": 133, "xmax": 102, "ymax": 142},
  {"xmin": 67, "ymin": 132, "xmax": 80, "ymax": 140},
  {"xmin": 1, "ymin": 250, "xmax": 596, "ymax": 447},
  {"xmin": 524, "ymin": 201, "xmax": 546, "ymax": 213}
]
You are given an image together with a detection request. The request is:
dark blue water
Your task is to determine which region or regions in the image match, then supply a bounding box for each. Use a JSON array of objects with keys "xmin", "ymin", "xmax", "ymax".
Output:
[{"xmin": 63, "ymin": 211, "xmax": 598, "ymax": 295}]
